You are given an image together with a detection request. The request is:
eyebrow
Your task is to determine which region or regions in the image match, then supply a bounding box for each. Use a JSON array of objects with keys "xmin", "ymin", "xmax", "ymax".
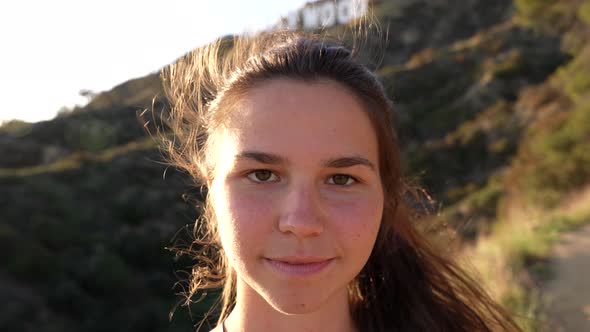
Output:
[
  {"xmin": 236, "ymin": 151, "xmax": 286, "ymax": 165},
  {"xmin": 235, "ymin": 151, "xmax": 376, "ymax": 170},
  {"xmin": 326, "ymin": 156, "xmax": 376, "ymax": 170}
]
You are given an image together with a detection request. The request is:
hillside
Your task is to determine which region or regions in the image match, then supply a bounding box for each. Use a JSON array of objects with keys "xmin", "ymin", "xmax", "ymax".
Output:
[{"xmin": 1, "ymin": 0, "xmax": 589, "ymax": 331}]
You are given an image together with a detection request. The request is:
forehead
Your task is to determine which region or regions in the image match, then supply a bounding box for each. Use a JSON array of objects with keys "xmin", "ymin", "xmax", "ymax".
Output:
[{"xmin": 213, "ymin": 79, "xmax": 379, "ymax": 163}]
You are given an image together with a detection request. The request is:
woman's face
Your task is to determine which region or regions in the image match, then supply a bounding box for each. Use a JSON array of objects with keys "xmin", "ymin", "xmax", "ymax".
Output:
[{"xmin": 209, "ymin": 79, "xmax": 384, "ymax": 314}]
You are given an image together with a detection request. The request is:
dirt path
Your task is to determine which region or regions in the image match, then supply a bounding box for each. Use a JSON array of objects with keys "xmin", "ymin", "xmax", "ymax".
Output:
[{"xmin": 543, "ymin": 222, "xmax": 590, "ymax": 331}]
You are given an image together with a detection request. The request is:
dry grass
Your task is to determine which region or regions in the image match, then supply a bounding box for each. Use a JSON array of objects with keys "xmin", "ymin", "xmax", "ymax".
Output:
[{"xmin": 463, "ymin": 185, "xmax": 590, "ymax": 331}]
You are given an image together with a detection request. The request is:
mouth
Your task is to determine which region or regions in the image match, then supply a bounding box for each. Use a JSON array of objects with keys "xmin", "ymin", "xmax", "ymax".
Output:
[{"xmin": 263, "ymin": 257, "xmax": 335, "ymax": 276}]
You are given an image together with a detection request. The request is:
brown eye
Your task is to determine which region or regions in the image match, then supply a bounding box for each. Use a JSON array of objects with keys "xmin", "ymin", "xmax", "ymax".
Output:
[
  {"xmin": 330, "ymin": 174, "xmax": 354, "ymax": 186},
  {"xmin": 255, "ymin": 170, "xmax": 271, "ymax": 181},
  {"xmin": 247, "ymin": 170, "xmax": 278, "ymax": 183}
]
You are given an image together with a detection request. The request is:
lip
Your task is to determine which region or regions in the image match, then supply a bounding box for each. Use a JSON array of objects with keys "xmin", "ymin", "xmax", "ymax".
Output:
[{"xmin": 264, "ymin": 257, "xmax": 335, "ymax": 276}]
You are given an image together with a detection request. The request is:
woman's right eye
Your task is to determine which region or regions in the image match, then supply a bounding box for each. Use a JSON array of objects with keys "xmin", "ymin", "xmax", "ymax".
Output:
[{"xmin": 246, "ymin": 170, "xmax": 279, "ymax": 183}]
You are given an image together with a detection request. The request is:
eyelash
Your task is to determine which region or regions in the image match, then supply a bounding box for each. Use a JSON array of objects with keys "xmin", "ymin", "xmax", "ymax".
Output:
[
  {"xmin": 245, "ymin": 170, "xmax": 358, "ymax": 186},
  {"xmin": 246, "ymin": 170, "xmax": 279, "ymax": 183}
]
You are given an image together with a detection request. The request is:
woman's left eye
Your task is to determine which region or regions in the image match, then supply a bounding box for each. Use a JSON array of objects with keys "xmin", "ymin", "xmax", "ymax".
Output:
[{"xmin": 327, "ymin": 174, "xmax": 356, "ymax": 186}]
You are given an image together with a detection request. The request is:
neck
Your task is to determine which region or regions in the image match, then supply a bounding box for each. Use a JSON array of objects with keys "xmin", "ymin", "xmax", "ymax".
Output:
[{"xmin": 223, "ymin": 278, "xmax": 357, "ymax": 332}]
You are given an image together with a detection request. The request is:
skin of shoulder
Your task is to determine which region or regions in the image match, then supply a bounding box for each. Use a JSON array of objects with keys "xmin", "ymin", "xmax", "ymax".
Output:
[{"xmin": 208, "ymin": 324, "xmax": 223, "ymax": 332}]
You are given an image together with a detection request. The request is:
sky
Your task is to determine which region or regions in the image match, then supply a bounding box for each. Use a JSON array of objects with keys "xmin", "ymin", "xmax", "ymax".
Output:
[{"xmin": 0, "ymin": 0, "xmax": 310, "ymax": 123}]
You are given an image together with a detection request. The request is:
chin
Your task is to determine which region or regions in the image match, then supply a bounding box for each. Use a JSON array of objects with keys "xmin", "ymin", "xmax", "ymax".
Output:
[
  {"xmin": 267, "ymin": 297, "xmax": 324, "ymax": 315},
  {"xmin": 259, "ymin": 287, "xmax": 339, "ymax": 315}
]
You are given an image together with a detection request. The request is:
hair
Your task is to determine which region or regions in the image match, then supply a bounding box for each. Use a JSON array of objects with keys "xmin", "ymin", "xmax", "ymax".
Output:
[{"xmin": 149, "ymin": 25, "xmax": 522, "ymax": 332}]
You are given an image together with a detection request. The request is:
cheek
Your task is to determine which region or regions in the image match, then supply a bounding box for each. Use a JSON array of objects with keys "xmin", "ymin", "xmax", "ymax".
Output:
[
  {"xmin": 328, "ymin": 195, "xmax": 383, "ymax": 250},
  {"xmin": 214, "ymin": 186, "xmax": 276, "ymax": 260}
]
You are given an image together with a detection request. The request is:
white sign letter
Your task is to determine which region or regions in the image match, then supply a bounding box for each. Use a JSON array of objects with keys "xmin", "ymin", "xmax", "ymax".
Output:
[
  {"xmin": 302, "ymin": 5, "xmax": 321, "ymax": 29},
  {"xmin": 319, "ymin": 2, "xmax": 336, "ymax": 27},
  {"xmin": 356, "ymin": 0, "xmax": 369, "ymax": 18},
  {"xmin": 337, "ymin": 0, "xmax": 353, "ymax": 24},
  {"xmin": 287, "ymin": 11, "xmax": 299, "ymax": 29}
]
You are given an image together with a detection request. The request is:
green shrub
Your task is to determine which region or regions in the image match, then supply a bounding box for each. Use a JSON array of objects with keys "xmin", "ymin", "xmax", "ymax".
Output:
[
  {"xmin": 84, "ymin": 250, "xmax": 134, "ymax": 295},
  {"xmin": 0, "ymin": 224, "xmax": 18, "ymax": 255},
  {"xmin": 0, "ymin": 119, "xmax": 32, "ymax": 137},
  {"xmin": 578, "ymin": 0, "xmax": 590, "ymax": 25},
  {"xmin": 45, "ymin": 280, "xmax": 92, "ymax": 315},
  {"xmin": 30, "ymin": 215, "xmax": 85, "ymax": 251},
  {"xmin": 64, "ymin": 119, "xmax": 118, "ymax": 152},
  {"xmin": 512, "ymin": 103, "xmax": 590, "ymax": 206},
  {"xmin": 5, "ymin": 242, "xmax": 56, "ymax": 281},
  {"xmin": 559, "ymin": 46, "xmax": 590, "ymax": 99},
  {"xmin": 514, "ymin": 0, "xmax": 575, "ymax": 34},
  {"xmin": 514, "ymin": 0, "xmax": 554, "ymax": 18},
  {"xmin": 489, "ymin": 49, "xmax": 526, "ymax": 80}
]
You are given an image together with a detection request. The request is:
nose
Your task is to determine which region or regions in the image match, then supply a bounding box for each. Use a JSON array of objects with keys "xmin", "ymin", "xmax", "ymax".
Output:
[{"xmin": 278, "ymin": 182, "xmax": 326, "ymax": 238}]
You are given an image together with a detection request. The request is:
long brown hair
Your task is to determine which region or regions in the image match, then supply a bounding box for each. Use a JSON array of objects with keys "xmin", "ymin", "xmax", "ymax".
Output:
[{"xmin": 152, "ymin": 28, "xmax": 521, "ymax": 331}]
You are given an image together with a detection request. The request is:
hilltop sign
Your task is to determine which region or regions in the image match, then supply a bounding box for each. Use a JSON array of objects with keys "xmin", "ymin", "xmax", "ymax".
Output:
[{"xmin": 280, "ymin": 0, "xmax": 370, "ymax": 30}]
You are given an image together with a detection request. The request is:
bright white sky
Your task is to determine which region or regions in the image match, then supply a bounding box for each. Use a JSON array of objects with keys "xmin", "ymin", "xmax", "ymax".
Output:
[{"xmin": 0, "ymin": 0, "xmax": 309, "ymax": 123}]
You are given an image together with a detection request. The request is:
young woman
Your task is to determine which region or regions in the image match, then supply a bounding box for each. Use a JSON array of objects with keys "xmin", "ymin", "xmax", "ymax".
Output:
[{"xmin": 156, "ymin": 29, "xmax": 521, "ymax": 331}]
